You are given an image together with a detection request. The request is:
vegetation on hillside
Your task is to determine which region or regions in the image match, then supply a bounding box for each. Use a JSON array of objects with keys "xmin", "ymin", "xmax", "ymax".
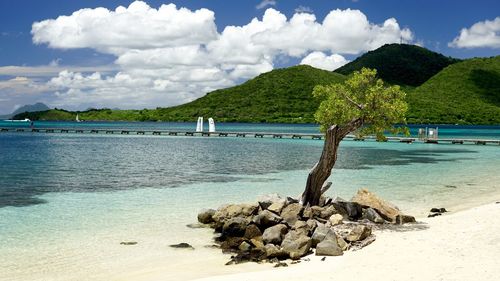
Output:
[
  {"xmin": 17, "ymin": 65, "xmax": 346, "ymax": 123},
  {"xmin": 335, "ymin": 44, "xmax": 461, "ymax": 86},
  {"xmin": 406, "ymin": 56, "xmax": 500, "ymax": 124}
]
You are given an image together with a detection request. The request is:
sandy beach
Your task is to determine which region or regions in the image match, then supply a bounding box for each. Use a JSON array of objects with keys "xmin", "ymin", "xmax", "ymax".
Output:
[{"xmin": 186, "ymin": 201, "xmax": 500, "ymax": 281}]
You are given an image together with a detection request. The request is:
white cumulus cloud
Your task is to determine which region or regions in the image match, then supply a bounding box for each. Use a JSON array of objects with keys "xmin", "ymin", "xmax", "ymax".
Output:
[
  {"xmin": 300, "ymin": 52, "xmax": 349, "ymax": 71},
  {"xmin": 449, "ymin": 17, "xmax": 500, "ymax": 49},
  {"xmin": 6, "ymin": 1, "xmax": 416, "ymax": 112},
  {"xmin": 256, "ymin": 0, "xmax": 276, "ymax": 10}
]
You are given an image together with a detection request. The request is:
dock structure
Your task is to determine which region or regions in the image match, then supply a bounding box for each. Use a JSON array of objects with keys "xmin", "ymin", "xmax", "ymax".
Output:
[{"xmin": 0, "ymin": 127, "xmax": 499, "ymax": 145}]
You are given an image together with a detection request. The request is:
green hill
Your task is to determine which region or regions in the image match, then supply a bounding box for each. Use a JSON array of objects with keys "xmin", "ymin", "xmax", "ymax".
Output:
[
  {"xmin": 335, "ymin": 44, "xmax": 461, "ymax": 86},
  {"xmin": 153, "ymin": 65, "xmax": 346, "ymax": 123},
  {"xmin": 407, "ymin": 56, "xmax": 500, "ymax": 124},
  {"xmin": 17, "ymin": 65, "xmax": 346, "ymax": 123},
  {"xmin": 14, "ymin": 54, "xmax": 500, "ymax": 125}
]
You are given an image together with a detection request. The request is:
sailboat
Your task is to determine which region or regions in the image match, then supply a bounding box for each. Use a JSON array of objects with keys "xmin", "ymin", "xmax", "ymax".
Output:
[
  {"xmin": 196, "ymin": 117, "xmax": 203, "ymax": 132},
  {"xmin": 76, "ymin": 114, "xmax": 81, "ymax": 122},
  {"xmin": 208, "ymin": 118, "xmax": 216, "ymax": 132}
]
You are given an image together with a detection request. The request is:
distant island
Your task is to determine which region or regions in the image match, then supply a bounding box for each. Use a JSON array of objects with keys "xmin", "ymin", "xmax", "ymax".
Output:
[
  {"xmin": 14, "ymin": 44, "xmax": 500, "ymax": 125},
  {"xmin": 0, "ymin": 102, "xmax": 50, "ymax": 120}
]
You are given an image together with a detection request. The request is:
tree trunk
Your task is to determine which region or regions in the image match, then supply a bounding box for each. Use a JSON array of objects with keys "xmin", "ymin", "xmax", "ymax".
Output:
[{"xmin": 301, "ymin": 119, "xmax": 363, "ymax": 206}]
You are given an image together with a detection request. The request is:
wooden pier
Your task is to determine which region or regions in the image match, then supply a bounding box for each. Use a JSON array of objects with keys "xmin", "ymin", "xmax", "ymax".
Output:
[{"xmin": 0, "ymin": 127, "xmax": 499, "ymax": 145}]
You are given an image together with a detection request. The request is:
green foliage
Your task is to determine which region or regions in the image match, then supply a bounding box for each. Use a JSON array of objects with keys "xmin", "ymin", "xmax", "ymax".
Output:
[
  {"xmin": 314, "ymin": 68, "xmax": 408, "ymax": 139},
  {"xmin": 153, "ymin": 65, "xmax": 346, "ymax": 123},
  {"xmin": 407, "ymin": 56, "xmax": 500, "ymax": 125},
  {"xmin": 335, "ymin": 43, "xmax": 460, "ymax": 86}
]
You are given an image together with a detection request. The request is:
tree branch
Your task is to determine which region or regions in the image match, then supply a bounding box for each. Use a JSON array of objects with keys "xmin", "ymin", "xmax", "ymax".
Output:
[{"xmin": 338, "ymin": 89, "xmax": 364, "ymax": 110}]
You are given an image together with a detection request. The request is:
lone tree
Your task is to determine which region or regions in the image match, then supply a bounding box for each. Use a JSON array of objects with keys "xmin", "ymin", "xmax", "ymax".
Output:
[{"xmin": 301, "ymin": 68, "xmax": 408, "ymax": 206}]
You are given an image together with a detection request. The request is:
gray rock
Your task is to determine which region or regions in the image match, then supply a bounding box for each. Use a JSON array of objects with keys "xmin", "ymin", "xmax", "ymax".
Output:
[
  {"xmin": 316, "ymin": 239, "xmax": 343, "ymax": 256},
  {"xmin": 302, "ymin": 206, "xmax": 313, "ymax": 219},
  {"xmin": 239, "ymin": 241, "xmax": 252, "ymax": 252},
  {"xmin": 197, "ymin": 208, "xmax": 216, "ymax": 224},
  {"xmin": 281, "ymin": 203, "xmax": 303, "ymax": 226},
  {"xmin": 363, "ymin": 208, "xmax": 385, "ymax": 224},
  {"xmin": 293, "ymin": 220, "xmax": 309, "ymax": 235},
  {"xmin": 346, "ymin": 225, "xmax": 372, "ymax": 242},
  {"xmin": 395, "ymin": 214, "xmax": 416, "ymax": 224},
  {"xmin": 257, "ymin": 193, "xmax": 283, "ymax": 210},
  {"xmin": 320, "ymin": 205, "xmax": 337, "ymax": 220},
  {"xmin": 262, "ymin": 224, "xmax": 288, "ymax": 245},
  {"xmin": 264, "ymin": 244, "xmax": 287, "ymax": 259},
  {"xmin": 244, "ymin": 224, "xmax": 263, "ymax": 239},
  {"xmin": 213, "ymin": 204, "xmax": 259, "ymax": 224},
  {"xmin": 306, "ymin": 219, "xmax": 318, "ymax": 234},
  {"xmin": 337, "ymin": 236, "xmax": 349, "ymax": 251},
  {"xmin": 268, "ymin": 201, "xmax": 285, "ymax": 214},
  {"xmin": 120, "ymin": 241, "xmax": 137, "ymax": 245},
  {"xmin": 250, "ymin": 238, "xmax": 265, "ymax": 249},
  {"xmin": 170, "ymin": 243, "xmax": 194, "ymax": 249},
  {"xmin": 328, "ymin": 214, "xmax": 344, "ymax": 226},
  {"xmin": 311, "ymin": 224, "xmax": 334, "ymax": 247},
  {"xmin": 253, "ymin": 210, "xmax": 282, "ymax": 227},
  {"xmin": 281, "ymin": 230, "xmax": 312, "ymax": 260},
  {"xmin": 222, "ymin": 217, "xmax": 249, "ymax": 237}
]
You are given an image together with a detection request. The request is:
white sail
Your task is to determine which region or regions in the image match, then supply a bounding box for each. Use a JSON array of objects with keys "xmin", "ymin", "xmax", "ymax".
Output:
[
  {"xmin": 208, "ymin": 118, "xmax": 216, "ymax": 132},
  {"xmin": 76, "ymin": 114, "xmax": 80, "ymax": 122},
  {"xmin": 196, "ymin": 117, "xmax": 203, "ymax": 132}
]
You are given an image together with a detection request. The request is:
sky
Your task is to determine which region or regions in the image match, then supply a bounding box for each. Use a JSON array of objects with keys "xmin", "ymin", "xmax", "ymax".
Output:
[{"xmin": 0, "ymin": 0, "xmax": 499, "ymax": 115}]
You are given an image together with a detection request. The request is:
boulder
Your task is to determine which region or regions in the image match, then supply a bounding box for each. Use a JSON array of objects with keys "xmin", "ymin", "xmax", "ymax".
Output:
[
  {"xmin": 302, "ymin": 206, "xmax": 313, "ymax": 219},
  {"xmin": 197, "ymin": 208, "xmax": 216, "ymax": 224},
  {"xmin": 268, "ymin": 201, "xmax": 286, "ymax": 214},
  {"xmin": 320, "ymin": 205, "xmax": 337, "ymax": 220},
  {"xmin": 285, "ymin": 197, "xmax": 299, "ymax": 205},
  {"xmin": 264, "ymin": 244, "xmax": 287, "ymax": 259},
  {"xmin": 213, "ymin": 204, "xmax": 259, "ymax": 223},
  {"xmin": 239, "ymin": 241, "xmax": 252, "ymax": 252},
  {"xmin": 337, "ymin": 236, "xmax": 349, "ymax": 251},
  {"xmin": 222, "ymin": 217, "xmax": 249, "ymax": 237},
  {"xmin": 253, "ymin": 210, "xmax": 282, "ymax": 227},
  {"xmin": 351, "ymin": 189, "xmax": 402, "ymax": 222},
  {"xmin": 396, "ymin": 214, "xmax": 416, "ymax": 224},
  {"xmin": 329, "ymin": 214, "xmax": 344, "ymax": 226},
  {"xmin": 220, "ymin": 237, "xmax": 245, "ymax": 252},
  {"xmin": 262, "ymin": 224, "xmax": 288, "ymax": 245},
  {"xmin": 281, "ymin": 203, "xmax": 303, "ymax": 226},
  {"xmin": 346, "ymin": 225, "xmax": 372, "ymax": 242},
  {"xmin": 226, "ymin": 248, "xmax": 267, "ymax": 265},
  {"xmin": 310, "ymin": 206, "xmax": 325, "ymax": 218},
  {"xmin": 342, "ymin": 202, "xmax": 363, "ymax": 220},
  {"xmin": 316, "ymin": 239, "xmax": 343, "ymax": 256},
  {"xmin": 311, "ymin": 224, "xmax": 337, "ymax": 247},
  {"xmin": 363, "ymin": 208, "xmax": 385, "ymax": 224},
  {"xmin": 306, "ymin": 219, "xmax": 318, "ymax": 234},
  {"xmin": 281, "ymin": 230, "xmax": 312, "ymax": 260},
  {"xmin": 244, "ymin": 224, "xmax": 263, "ymax": 239},
  {"xmin": 257, "ymin": 193, "xmax": 283, "ymax": 210},
  {"xmin": 120, "ymin": 241, "xmax": 137, "ymax": 245},
  {"xmin": 250, "ymin": 238, "xmax": 265, "ymax": 249},
  {"xmin": 293, "ymin": 220, "xmax": 309, "ymax": 236},
  {"xmin": 430, "ymin": 207, "xmax": 447, "ymax": 213}
]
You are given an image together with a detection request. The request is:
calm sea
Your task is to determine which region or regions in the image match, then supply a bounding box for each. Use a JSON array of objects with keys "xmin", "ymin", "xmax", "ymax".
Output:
[{"xmin": 0, "ymin": 121, "xmax": 499, "ymax": 280}]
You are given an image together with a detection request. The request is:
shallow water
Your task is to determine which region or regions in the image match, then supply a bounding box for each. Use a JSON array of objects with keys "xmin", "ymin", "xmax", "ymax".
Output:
[{"xmin": 0, "ymin": 122, "xmax": 499, "ymax": 280}]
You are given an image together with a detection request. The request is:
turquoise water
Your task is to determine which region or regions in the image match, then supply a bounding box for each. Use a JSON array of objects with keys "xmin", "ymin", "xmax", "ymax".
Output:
[{"xmin": 0, "ymin": 122, "xmax": 499, "ymax": 280}]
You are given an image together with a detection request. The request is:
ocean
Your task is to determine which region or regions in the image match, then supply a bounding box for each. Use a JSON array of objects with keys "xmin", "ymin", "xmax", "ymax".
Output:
[{"xmin": 0, "ymin": 121, "xmax": 499, "ymax": 280}]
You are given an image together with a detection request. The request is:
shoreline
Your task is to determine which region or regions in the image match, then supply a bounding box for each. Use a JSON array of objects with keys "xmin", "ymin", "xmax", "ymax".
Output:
[{"xmin": 189, "ymin": 200, "xmax": 500, "ymax": 281}]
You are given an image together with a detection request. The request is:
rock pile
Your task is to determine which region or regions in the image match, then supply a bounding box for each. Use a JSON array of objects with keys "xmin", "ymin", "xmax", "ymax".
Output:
[{"xmin": 197, "ymin": 189, "xmax": 415, "ymax": 264}]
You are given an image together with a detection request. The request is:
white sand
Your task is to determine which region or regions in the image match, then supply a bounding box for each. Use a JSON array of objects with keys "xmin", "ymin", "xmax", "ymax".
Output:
[{"xmin": 189, "ymin": 202, "xmax": 500, "ymax": 281}]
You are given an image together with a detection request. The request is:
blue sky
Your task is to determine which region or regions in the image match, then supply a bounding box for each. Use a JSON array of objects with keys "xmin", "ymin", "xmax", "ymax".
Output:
[{"xmin": 0, "ymin": 0, "xmax": 498, "ymax": 114}]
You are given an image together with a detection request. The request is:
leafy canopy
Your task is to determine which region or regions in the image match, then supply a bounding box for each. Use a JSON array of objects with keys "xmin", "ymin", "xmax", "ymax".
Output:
[{"xmin": 313, "ymin": 68, "xmax": 409, "ymax": 139}]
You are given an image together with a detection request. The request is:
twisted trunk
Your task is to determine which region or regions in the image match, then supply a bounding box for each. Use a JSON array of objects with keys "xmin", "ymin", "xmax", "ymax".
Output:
[{"xmin": 301, "ymin": 118, "xmax": 363, "ymax": 206}]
